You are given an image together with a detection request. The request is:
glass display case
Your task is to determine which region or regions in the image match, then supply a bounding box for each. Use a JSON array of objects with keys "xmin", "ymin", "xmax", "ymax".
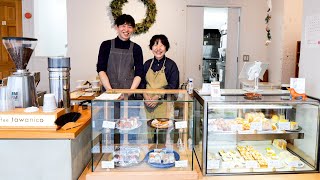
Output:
[
  {"xmin": 194, "ymin": 91, "xmax": 320, "ymax": 175},
  {"xmin": 90, "ymin": 89, "xmax": 194, "ymax": 174}
]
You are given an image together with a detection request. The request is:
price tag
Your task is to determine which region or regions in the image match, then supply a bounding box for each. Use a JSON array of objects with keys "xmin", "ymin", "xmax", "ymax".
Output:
[
  {"xmin": 91, "ymin": 144, "xmax": 100, "ymax": 153},
  {"xmin": 287, "ymin": 161, "xmax": 300, "ymax": 168},
  {"xmin": 208, "ymin": 125, "xmax": 218, "ymax": 132},
  {"xmin": 175, "ymin": 121, "xmax": 187, "ymax": 129},
  {"xmin": 245, "ymin": 160, "xmax": 259, "ymax": 169},
  {"xmin": 250, "ymin": 122, "xmax": 262, "ymax": 131},
  {"xmin": 101, "ymin": 161, "xmax": 114, "ymax": 169},
  {"xmin": 268, "ymin": 160, "xmax": 282, "ymax": 168},
  {"xmin": 221, "ymin": 161, "xmax": 234, "ymax": 169},
  {"xmin": 231, "ymin": 124, "xmax": 243, "ymax": 131},
  {"xmin": 207, "ymin": 160, "xmax": 220, "ymax": 169},
  {"xmin": 102, "ymin": 146, "xmax": 114, "ymax": 153},
  {"xmin": 102, "ymin": 121, "xmax": 115, "ymax": 129},
  {"xmin": 278, "ymin": 122, "xmax": 290, "ymax": 130},
  {"xmin": 92, "ymin": 121, "xmax": 95, "ymax": 128},
  {"xmin": 175, "ymin": 160, "xmax": 188, "ymax": 167}
]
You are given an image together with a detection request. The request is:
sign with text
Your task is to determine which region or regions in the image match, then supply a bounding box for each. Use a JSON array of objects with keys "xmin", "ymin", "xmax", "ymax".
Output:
[
  {"xmin": 290, "ymin": 78, "xmax": 305, "ymax": 94},
  {"xmin": 102, "ymin": 121, "xmax": 115, "ymax": 129},
  {"xmin": 211, "ymin": 81, "xmax": 221, "ymax": 97}
]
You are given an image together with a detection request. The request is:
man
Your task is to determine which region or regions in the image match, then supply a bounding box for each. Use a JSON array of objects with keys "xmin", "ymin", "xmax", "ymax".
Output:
[
  {"xmin": 96, "ymin": 14, "xmax": 143, "ymax": 143},
  {"xmin": 97, "ymin": 14, "xmax": 143, "ymax": 91}
]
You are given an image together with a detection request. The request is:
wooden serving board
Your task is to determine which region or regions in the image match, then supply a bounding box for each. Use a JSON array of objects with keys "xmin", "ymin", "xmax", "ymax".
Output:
[{"xmin": 0, "ymin": 108, "xmax": 65, "ymax": 131}]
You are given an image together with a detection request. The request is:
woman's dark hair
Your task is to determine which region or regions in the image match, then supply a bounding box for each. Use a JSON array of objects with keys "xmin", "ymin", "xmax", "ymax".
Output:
[
  {"xmin": 149, "ymin": 34, "xmax": 170, "ymax": 51},
  {"xmin": 114, "ymin": 14, "xmax": 135, "ymax": 28}
]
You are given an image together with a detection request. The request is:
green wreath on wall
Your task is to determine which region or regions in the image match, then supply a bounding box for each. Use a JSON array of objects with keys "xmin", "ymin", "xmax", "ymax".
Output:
[{"xmin": 110, "ymin": 0, "xmax": 157, "ymax": 35}]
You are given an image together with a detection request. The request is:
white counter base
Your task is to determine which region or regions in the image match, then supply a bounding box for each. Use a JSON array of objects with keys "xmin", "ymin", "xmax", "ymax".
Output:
[{"xmin": 0, "ymin": 124, "xmax": 91, "ymax": 180}]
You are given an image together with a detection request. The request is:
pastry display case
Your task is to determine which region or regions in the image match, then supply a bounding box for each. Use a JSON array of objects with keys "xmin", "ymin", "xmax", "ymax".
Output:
[
  {"xmin": 90, "ymin": 89, "xmax": 194, "ymax": 176},
  {"xmin": 193, "ymin": 91, "xmax": 320, "ymax": 175}
]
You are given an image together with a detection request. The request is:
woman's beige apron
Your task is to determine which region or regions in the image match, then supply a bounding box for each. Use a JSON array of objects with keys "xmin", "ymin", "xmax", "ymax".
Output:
[{"xmin": 145, "ymin": 59, "xmax": 169, "ymax": 119}]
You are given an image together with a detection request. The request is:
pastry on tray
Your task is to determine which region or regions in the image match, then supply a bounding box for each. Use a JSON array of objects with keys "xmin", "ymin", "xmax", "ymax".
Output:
[
  {"xmin": 113, "ymin": 146, "xmax": 141, "ymax": 167},
  {"xmin": 151, "ymin": 118, "xmax": 173, "ymax": 128},
  {"xmin": 117, "ymin": 117, "xmax": 139, "ymax": 129},
  {"xmin": 273, "ymin": 139, "xmax": 287, "ymax": 150}
]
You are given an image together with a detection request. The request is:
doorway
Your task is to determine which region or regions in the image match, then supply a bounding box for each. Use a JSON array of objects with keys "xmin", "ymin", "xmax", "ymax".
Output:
[{"xmin": 185, "ymin": 6, "xmax": 240, "ymax": 89}]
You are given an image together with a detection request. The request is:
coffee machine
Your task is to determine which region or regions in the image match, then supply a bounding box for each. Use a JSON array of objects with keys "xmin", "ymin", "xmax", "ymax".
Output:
[{"xmin": 2, "ymin": 37, "xmax": 38, "ymax": 108}]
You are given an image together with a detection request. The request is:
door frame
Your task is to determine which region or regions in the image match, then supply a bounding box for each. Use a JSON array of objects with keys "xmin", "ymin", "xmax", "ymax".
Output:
[{"xmin": 185, "ymin": 5, "xmax": 241, "ymax": 89}]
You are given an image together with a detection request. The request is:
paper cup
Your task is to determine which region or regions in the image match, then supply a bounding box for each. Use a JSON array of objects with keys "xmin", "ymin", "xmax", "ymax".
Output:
[
  {"xmin": 0, "ymin": 86, "xmax": 14, "ymax": 112},
  {"xmin": 42, "ymin": 93, "xmax": 57, "ymax": 112}
]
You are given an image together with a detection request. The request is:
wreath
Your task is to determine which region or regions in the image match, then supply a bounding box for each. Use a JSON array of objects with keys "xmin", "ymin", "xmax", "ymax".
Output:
[{"xmin": 110, "ymin": 0, "xmax": 157, "ymax": 35}]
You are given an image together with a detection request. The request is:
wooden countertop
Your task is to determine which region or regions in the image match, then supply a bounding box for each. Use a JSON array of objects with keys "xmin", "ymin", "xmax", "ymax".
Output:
[{"xmin": 0, "ymin": 108, "xmax": 91, "ymax": 139}]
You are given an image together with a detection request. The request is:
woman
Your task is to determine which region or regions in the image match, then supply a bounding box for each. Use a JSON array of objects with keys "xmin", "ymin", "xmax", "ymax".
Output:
[
  {"xmin": 142, "ymin": 35, "xmax": 179, "ymax": 144},
  {"xmin": 142, "ymin": 34, "xmax": 179, "ymax": 119}
]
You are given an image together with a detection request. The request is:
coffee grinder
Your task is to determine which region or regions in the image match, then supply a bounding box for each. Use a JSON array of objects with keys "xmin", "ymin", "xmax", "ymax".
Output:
[{"xmin": 2, "ymin": 37, "xmax": 38, "ymax": 108}]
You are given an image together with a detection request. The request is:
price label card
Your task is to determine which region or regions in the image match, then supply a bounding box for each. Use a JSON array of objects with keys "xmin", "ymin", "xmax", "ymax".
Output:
[
  {"xmin": 175, "ymin": 121, "xmax": 187, "ymax": 129},
  {"xmin": 278, "ymin": 122, "xmax": 290, "ymax": 130},
  {"xmin": 208, "ymin": 125, "xmax": 218, "ymax": 132},
  {"xmin": 102, "ymin": 121, "xmax": 115, "ymax": 129},
  {"xmin": 101, "ymin": 161, "xmax": 114, "ymax": 169},
  {"xmin": 268, "ymin": 160, "xmax": 282, "ymax": 168},
  {"xmin": 175, "ymin": 160, "xmax": 188, "ymax": 167},
  {"xmin": 207, "ymin": 160, "xmax": 220, "ymax": 169},
  {"xmin": 92, "ymin": 121, "xmax": 95, "ymax": 128},
  {"xmin": 245, "ymin": 160, "xmax": 259, "ymax": 169},
  {"xmin": 102, "ymin": 146, "xmax": 114, "ymax": 153},
  {"xmin": 91, "ymin": 144, "xmax": 100, "ymax": 153},
  {"xmin": 250, "ymin": 122, "xmax": 263, "ymax": 131},
  {"xmin": 211, "ymin": 82, "xmax": 221, "ymax": 97},
  {"xmin": 287, "ymin": 161, "xmax": 301, "ymax": 168},
  {"xmin": 221, "ymin": 161, "xmax": 234, "ymax": 169},
  {"xmin": 231, "ymin": 124, "xmax": 243, "ymax": 131}
]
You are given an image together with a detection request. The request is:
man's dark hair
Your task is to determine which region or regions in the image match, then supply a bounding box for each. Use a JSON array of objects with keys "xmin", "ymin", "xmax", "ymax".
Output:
[
  {"xmin": 149, "ymin": 34, "xmax": 170, "ymax": 51},
  {"xmin": 114, "ymin": 14, "xmax": 135, "ymax": 28}
]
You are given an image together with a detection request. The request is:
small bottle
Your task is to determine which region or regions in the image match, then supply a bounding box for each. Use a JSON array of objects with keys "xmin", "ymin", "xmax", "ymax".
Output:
[{"xmin": 187, "ymin": 78, "xmax": 193, "ymax": 95}]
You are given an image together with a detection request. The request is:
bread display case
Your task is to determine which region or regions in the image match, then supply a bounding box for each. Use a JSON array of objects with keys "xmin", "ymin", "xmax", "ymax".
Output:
[
  {"xmin": 88, "ymin": 89, "xmax": 197, "ymax": 179},
  {"xmin": 193, "ymin": 91, "xmax": 320, "ymax": 176}
]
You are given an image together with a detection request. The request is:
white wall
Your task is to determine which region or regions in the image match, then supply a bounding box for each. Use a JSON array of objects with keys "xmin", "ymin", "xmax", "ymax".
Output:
[
  {"xmin": 263, "ymin": 0, "xmax": 302, "ymax": 85},
  {"xmin": 23, "ymin": 0, "xmax": 301, "ymax": 91},
  {"xmin": 204, "ymin": 8, "xmax": 228, "ymax": 29},
  {"xmin": 300, "ymin": 0, "xmax": 320, "ymax": 98},
  {"xmin": 281, "ymin": 0, "xmax": 302, "ymax": 83},
  {"xmin": 267, "ymin": 0, "xmax": 284, "ymax": 85},
  {"xmin": 34, "ymin": 0, "xmax": 67, "ymax": 56},
  {"xmin": 66, "ymin": 0, "xmax": 187, "ymax": 90}
]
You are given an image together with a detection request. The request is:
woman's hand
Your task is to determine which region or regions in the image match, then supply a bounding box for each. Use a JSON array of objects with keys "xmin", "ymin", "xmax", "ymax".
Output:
[{"xmin": 143, "ymin": 94, "xmax": 159, "ymax": 108}]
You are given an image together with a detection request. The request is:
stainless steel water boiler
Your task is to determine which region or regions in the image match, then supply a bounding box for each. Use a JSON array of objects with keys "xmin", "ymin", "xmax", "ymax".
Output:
[{"xmin": 48, "ymin": 57, "xmax": 71, "ymax": 112}]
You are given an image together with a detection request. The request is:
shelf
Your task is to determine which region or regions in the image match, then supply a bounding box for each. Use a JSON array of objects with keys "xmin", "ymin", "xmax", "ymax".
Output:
[{"xmin": 208, "ymin": 131, "xmax": 304, "ymax": 141}]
